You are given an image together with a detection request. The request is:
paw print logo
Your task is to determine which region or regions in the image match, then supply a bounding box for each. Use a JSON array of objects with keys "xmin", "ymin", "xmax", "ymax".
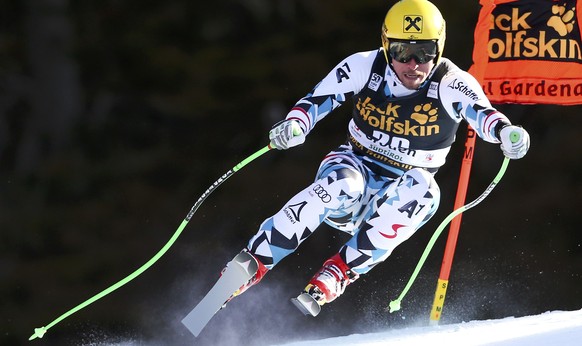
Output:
[
  {"xmin": 547, "ymin": 4, "xmax": 576, "ymax": 37},
  {"xmin": 411, "ymin": 103, "xmax": 438, "ymax": 125}
]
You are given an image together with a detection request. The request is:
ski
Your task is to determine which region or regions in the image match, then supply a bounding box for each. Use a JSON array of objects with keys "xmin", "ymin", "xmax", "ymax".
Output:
[
  {"xmin": 181, "ymin": 251, "xmax": 258, "ymax": 337},
  {"xmin": 291, "ymin": 292, "xmax": 321, "ymax": 317}
]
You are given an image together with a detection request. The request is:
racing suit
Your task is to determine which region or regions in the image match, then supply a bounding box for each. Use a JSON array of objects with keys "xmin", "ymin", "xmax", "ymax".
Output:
[{"xmin": 247, "ymin": 48, "xmax": 509, "ymax": 275}]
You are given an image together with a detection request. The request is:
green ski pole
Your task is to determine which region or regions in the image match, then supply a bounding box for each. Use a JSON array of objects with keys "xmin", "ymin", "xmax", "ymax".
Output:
[
  {"xmin": 389, "ymin": 155, "xmax": 511, "ymax": 313},
  {"xmin": 29, "ymin": 144, "xmax": 273, "ymax": 340}
]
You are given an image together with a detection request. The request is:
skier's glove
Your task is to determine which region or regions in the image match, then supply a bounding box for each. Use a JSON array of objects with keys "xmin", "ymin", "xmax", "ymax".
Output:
[
  {"xmin": 498, "ymin": 124, "xmax": 530, "ymax": 160},
  {"xmin": 269, "ymin": 119, "xmax": 305, "ymax": 150}
]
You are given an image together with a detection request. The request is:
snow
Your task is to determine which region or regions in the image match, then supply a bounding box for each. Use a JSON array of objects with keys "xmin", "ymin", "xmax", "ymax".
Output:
[{"xmin": 275, "ymin": 309, "xmax": 582, "ymax": 346}]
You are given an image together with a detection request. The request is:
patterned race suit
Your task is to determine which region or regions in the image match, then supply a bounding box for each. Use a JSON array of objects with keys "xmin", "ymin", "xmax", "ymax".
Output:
[{"xmin": 248, "ymin": 49, "xmax": 509, "ymax": 275}]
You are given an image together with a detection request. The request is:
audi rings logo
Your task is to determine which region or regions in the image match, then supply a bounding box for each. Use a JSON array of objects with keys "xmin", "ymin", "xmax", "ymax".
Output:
[{"xmin": 312, "ymin": 184, "xmax": 332, "ymax": 203}]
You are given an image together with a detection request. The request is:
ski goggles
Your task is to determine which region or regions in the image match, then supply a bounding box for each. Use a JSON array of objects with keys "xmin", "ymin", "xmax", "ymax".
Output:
[{"xmin": 388, "ymin": 40, "xmax": 438, "ymax": 64}]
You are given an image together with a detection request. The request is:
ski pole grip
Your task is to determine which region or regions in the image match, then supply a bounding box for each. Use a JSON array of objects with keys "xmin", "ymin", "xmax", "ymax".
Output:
[
  {"xmin": 510, "ymin": 130, "xmax": 520, "ymax": 143},
  {"xmin": 509, "ymin": 126, "xmax": 521, "ymax": 143},
  {"xmin": 291, "ymin": 121, "xmax": 303, "ymax": 137}
]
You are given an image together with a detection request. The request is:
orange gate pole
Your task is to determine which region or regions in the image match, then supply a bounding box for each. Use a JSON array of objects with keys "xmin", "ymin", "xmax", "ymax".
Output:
[{"xmin": 429, "ymin": 126, "xmax": 476, "ymax": 325}]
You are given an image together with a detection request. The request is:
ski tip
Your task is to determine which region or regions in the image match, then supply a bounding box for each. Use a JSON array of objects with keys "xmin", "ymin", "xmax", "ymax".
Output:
[{"xmin": 291, "ymin": 293, "xmax": 321, "ymax": 317}]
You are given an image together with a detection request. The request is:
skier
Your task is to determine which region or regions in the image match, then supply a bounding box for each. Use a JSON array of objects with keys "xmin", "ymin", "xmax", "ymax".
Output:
[{"xmin": 221, "ymin": 0, "xmax": 530, "ymax": 314}]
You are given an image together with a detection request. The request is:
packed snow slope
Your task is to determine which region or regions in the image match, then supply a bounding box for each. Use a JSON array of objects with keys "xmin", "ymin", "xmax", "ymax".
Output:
[{"xmin": 276, "ymin": 309, "xmax": 582, "ymax": 346}]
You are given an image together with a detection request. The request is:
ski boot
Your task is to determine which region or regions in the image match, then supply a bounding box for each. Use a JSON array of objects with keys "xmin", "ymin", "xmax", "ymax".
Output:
[
  {"xmin": 221, "ymin": 248, "xmax": 268, "ymax": 308},
  {"xmin": 291, "ymin": 253, "xmax": 359, "ymax": 316}
]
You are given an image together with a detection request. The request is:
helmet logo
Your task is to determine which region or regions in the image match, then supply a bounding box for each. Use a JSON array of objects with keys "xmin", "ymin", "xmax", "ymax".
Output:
[{"xmin": 403, "ymin": 15, "xmax": 423, "ymax": 33}]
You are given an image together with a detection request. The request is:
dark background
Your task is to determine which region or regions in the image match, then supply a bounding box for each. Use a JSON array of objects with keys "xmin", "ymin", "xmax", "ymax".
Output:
[{"xmin": 1, "ymin": 1, "xmax": 580, "ymax": 345}]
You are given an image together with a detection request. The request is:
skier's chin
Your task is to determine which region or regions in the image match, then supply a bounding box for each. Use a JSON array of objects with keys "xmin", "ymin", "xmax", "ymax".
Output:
[{"xmin": 401, "ymin": 74, "xmax": 426, "ymax": 90}]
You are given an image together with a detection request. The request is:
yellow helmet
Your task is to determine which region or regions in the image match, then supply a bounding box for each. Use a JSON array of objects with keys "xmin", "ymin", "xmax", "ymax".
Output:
[{"xmin": 381, "ymin": 0, "xmax": 446, "ymax": 64}]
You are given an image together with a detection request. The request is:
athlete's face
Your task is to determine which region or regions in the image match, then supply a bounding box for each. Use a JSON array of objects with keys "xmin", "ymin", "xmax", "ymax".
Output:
[
  {"xmin": 388, "ymin": 40, "xmax": 437, "ymax": 90},
  {"xmin": 391, "ymin": 58, "xmax": 435, "ymax": 90}
]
